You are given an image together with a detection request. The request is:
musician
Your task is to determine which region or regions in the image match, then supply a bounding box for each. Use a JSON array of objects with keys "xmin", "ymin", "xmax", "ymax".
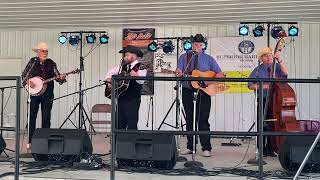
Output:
[
  {"xmin": 176, "ymin": 34, "xmax": 224, "ymax": 157},
  {"xmin": 21, "ymin": 42, "xmax": 66, "ymax": 148},
  {"xmin": 248, "ymin": 47, "xmax": 288, "ymax": 156},
  {"xmin": 105, "ymin": 45, "xmax": 147, "ymax": 130}
]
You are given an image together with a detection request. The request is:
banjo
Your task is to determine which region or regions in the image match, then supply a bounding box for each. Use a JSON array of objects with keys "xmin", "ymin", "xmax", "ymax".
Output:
[{"xmin": 25, "ymin": 69, "xmax": 80, "ymax": 96}]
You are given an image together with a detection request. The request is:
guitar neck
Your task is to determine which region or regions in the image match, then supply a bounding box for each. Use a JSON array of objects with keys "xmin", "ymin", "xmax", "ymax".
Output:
[
  {"xmin": 42, "ymin": 71, "xmax": 76, "ymax": 84},
  {"xmin": 43, "ymin": 77, "xmax": 57, "ymax": 84}
]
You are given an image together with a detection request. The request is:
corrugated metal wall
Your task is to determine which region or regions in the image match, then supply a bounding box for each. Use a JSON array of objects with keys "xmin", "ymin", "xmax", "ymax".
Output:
[{"xmin": 0, "ymin": 23, "xmax": 319, "ymax": 132}]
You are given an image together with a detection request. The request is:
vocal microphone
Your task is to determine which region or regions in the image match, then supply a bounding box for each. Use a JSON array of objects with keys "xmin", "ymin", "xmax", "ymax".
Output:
[{"xmin": 99, "ymin": 79, "xmax": 109, "ymax": 84}]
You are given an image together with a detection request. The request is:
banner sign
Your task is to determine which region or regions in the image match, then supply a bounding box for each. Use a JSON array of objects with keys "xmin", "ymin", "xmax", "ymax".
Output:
[
  {"xmin": 122, "ymin": 28, "xmax": 155, "ymax": 95},
  {"xmin": 210, "ymin": 37, "xmax": 267, "ymax": 93}
]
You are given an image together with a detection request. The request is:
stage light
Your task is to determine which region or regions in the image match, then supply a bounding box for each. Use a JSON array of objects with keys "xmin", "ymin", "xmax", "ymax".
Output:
[
  {"xmin": 69, "ymin": 35, "xmax": 79, "ymax": 46},
  {"xmin": 239, "ymin": 25, "xmax": 249, "ymax": 36},
  {"xmin": 147, "ymin": 41, "xmax": 158, "ymax": 52},
  {"xmin": 86, "ymin": 34, "xmax": 96, "ymax": 44},
  {"xmin": 183, "ymin": 40, "xmax": 192, "ymax": 51},
  {"xmin": 271, "ymin": 26, "xmax": 285, "ymax": 39},
  {"xmin": 202, "ymin": 40, "xmax": 208, "ymax": 50},
  {"xmin": 58, "ymin": 35, "xmax": 67, "ymax": 44},
  {"xmin": 99, "ymin": 34, "xmax": 109, "ymax": 44},
  {"xmin": 162, "ymin": 40, "xmax": 174, "ymax": 53},
  {"xmin": 288, "ymin": 25, "xmax": 299, "ymax": 36},
  {"xmin": 253, "ymin": 25, "xmax": 264, "ymax": 37}
]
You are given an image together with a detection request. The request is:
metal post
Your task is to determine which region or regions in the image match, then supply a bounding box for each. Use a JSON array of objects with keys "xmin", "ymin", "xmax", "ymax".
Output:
[
  {"xmin": 267, "ymin": 23, "xmax": 271, "ymax": 47},
  {"xmin": 15, "ymin": 77, "xmax": 21, "ymax": 180},
  {"xmin": 175, "ymin": 38, "xmax": 180, "ymax": 127},
  {"xmin": 0, "ymin": 88, "xmax": 4, "ymax": 136},
  {"xmin": 258, "ymin": 81, "xmax": 264, "ymax": 179},
  {"xmin": 79, "ymin": 33, "xmax": 83, "ymax": 129},
  {"xmin": 110, "ymin": 77, "xmax": 116, "ymax": 180}
]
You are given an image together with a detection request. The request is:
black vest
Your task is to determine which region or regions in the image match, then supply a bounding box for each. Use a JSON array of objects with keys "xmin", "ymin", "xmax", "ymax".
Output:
[{"xmin": 119, "ymin": 63, "xmax": 142, "ymax": 99}]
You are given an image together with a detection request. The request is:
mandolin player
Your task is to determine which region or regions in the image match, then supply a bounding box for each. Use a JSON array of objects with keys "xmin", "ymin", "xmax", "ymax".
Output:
[
  {"xmin": 175, "ymin": 34, "xmax": 224, "ymax": 157},
  {"xmin": 21, "ymin": 42, "xmax": 66, "ymax": 149},
  {"xmin": 104, "ymin": 45, "xmax": 147, "ymax": 130}
]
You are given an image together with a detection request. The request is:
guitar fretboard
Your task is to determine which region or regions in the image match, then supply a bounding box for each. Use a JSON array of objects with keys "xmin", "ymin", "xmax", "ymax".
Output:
[{"xmin": 43, "ymin": 70, "xmax": 78, "ymax": 83}]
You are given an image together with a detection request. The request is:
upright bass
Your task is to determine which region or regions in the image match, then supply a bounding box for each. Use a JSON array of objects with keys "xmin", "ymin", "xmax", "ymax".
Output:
[{"xmin": 265, "ymin": 32, "xmax": 301, "ymax": 154}]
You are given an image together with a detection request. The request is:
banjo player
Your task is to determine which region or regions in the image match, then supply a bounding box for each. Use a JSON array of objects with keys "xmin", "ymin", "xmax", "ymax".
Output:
[{"xmin": 21, "ymin": 42, "xmax": 66, "ymax": 149}]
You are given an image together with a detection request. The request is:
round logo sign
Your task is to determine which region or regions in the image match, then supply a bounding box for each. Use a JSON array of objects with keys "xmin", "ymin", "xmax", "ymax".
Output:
[{"xmin": 238, "ymin": 40, "xmax": 255, "ymax": 54}]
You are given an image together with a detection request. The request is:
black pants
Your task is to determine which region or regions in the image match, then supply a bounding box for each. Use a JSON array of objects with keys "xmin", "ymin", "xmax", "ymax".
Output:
[
  {"xmin": 182, "ymin": 87, "xmax": 212, "ymax": 152},
  {"xmin": 117, "ymin": 97, "xmax": 141, "ymax": 130},
  {"xmin": 257, "ymin": 97, "xmax": 273, "ymax": 155},
  {"xmin": 29, "ymin": 89, "xmax": 53, "ymax": 143}
]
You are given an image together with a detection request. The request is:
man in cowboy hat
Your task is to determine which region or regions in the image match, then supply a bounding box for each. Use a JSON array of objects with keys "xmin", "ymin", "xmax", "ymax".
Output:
[
  {"xmin": 21, "ymin": 42, "xmax": 66, "ymax": 149},
  {"xmin": 248, "ymin": 47, "xmax": 288, "ymax": 157},
  {"xmin": 105, "ymin": 45, "xmax": 147, "ymax": 129},
  {"xmin": 176, "ymin": 34, "xmax": 224, "ymax": 157}
]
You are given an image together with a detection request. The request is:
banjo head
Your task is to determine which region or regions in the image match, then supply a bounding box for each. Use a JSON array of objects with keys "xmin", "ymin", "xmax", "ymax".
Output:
[{"xmin": 26, "ymin": 77, "xmax": 45, "ymax": 96}]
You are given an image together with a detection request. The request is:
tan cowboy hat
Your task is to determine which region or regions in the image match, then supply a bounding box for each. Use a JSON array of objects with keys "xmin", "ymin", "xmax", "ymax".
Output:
[
  {"xmin": 257, "ymin": 47, "xmax": 273, "ymax": 60},
  {"xmin": 32, "ymin": 42, "xmax": 48, "ymax": 52}
]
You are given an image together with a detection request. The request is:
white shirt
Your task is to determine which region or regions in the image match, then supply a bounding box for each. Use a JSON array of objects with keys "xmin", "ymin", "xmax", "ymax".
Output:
[{"xmin": 104, "ymin": 60, "xmax": 147, "ymax": 85}]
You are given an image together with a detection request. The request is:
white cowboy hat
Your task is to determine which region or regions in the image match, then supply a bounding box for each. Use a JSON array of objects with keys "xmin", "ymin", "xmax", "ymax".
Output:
[{"xmin": 32, "ymin": 42, "xmax": 48, "ymax": 52}]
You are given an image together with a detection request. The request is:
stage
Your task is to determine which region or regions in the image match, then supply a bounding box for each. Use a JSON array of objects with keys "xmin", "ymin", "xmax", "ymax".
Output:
[{"xmin": 0, "ymin": 134, "xmax": 319, "ymax": 180}]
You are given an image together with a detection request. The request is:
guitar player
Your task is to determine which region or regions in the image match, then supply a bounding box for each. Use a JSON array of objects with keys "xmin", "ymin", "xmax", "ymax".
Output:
[
  {"xmin": 104, "ymin": 45, "xmax": 147, "ymax": 130},
  {"xmin": 21, "ymin": 42, "xmax": 66, "ymax": 149},
  {"xmin": 175, "ymin": 34, "xmax": 224, "ymax": 157}
]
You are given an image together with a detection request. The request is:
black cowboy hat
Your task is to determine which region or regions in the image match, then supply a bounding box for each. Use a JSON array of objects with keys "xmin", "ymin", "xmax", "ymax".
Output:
[
  {"xmin": 192, "ymin": 33, "xmax": 206, "ymax": 43},
  {"xmin": 119, "ymin": 45, "xmax": 143, "ymax": 58}
]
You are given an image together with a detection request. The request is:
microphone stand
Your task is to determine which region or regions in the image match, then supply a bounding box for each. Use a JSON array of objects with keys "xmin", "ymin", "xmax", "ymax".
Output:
[
  {"xmin": 57, "ymin": 82, "xmax": 105, "ymax": 129},
  {"xmin": 26, "ymin": 83, "xmax": 31, "ymax": 151},
  {"xmin": 157, "ymin": 51, "xmax": 195, "ymax": 130},
  {"xmin": 146, "ymin": 95, "xmax": 154, "ymax": 130},
  {"xmin": 182, "ymin": 51, "xmax": 203, "ymax": 168}
]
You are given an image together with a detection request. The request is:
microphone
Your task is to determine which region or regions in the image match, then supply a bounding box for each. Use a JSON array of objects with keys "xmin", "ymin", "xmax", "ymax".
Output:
[{"xmin": 99, "ymin": 79, "xmax": 109, "ymax": 84}]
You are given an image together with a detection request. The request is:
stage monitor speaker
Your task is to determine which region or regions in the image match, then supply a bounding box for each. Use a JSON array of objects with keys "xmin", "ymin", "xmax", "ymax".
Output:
[
  {"xmin": 0, "ymin": 134, "xmax": 6, "ymax": 154},
  {"xmin": 31, "ymin": 128, "xmax": 93, "ymax": 162},
  {"xmin": 116, "ymin": 133, "xmax": 177, "ymax": 169},
  {"xmin": 279, "ymin": 135, "xmax": 320, "ymax": 171}
]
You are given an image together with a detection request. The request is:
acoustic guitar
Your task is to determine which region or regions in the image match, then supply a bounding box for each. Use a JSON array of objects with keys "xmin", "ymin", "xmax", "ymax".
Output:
[
  {"xmin": 159, "ymin": 69, "xmax": 230, "ymax": 96},
  {"xmin": 104, "ymin": 71, "xmax": 130, "ymax": 99},
  {"xmin": 104, "ymin": 62, "xmax": 146, "ymax": 98},
  {"xmin": 190, "ymin": 70, "xmax": 230, "ymax": 96}
]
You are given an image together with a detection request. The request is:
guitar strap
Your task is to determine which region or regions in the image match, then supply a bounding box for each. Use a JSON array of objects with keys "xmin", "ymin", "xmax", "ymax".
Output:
[
  {"xmin": 186, "ymin": 52, "xmax": 193, "ymax": 75},
  {"xmin": 193, "ymin": 54, "xmax": 199, "ymax": 70},
  {"xmin": 186, "ymin": 52, "xmax": 200, "ymax": 90},
  {"xmin": 123, "ymin": 62, "xmax": 141, "ymax": 73},
  {"xmin": 130, "ymin": 62, "xmax": 141, "ymax": 72}
]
